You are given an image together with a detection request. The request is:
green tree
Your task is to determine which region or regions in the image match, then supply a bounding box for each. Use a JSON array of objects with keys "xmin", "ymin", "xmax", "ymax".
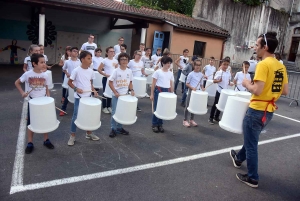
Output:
[{"xmin": 125, "ymin": 0, "xmax": 196, "ymax": 16}]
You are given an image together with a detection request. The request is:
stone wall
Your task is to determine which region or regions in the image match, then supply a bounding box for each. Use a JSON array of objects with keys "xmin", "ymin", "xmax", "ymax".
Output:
[{"xmin": 192, "ymin": 0, "xmax": 290, "ymax": 63}]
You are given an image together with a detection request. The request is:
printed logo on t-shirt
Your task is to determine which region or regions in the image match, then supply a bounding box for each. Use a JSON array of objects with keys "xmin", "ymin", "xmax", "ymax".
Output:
[
  {"xmin": 86, "ymin": 46, "xmax": 96, "ymax": 50},
  {"xmin": 116, "ymin": 79, "xmax": 129, "ymax": 87},
  {"xmin": 29, "ymin": 77, "xmax": 46, "ymax": 91},
  {"xmin": 272, "ymin": 69, "xmax": 284, "ymax": 93}
]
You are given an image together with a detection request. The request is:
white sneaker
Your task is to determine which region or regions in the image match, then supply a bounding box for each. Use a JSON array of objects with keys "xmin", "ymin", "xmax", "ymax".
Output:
[
  {"xmin": 68, "ymin": 135, "xmax": 75, "ymax": 146},
  {"xmin": 107, "ymin": 107, "xmax": 112, "ymax": 113},
  {"xmin": 86, "ymin": 133, "xmax": 100, "ymax": 141},
  {"xmin": 145, "ymin": 93, "xmax": 150, "ymax": 98},
  {"xmin": 102, "ymin": 108, "xmax": 109, "ymax": 114}
]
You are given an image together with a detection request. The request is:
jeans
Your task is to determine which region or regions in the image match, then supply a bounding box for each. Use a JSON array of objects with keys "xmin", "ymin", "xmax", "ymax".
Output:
[
  {"xmin": 209, "ymin": 91, "xmax": 221, "ymax": 119},
  {"xmin": 236, "ymin": 108, "xmax": 273, "ymax": 180},
  {"xmin": 152, "ymin": 87, "xmax": 170, "ymax": 126},
  {"xmin": 70, "ymin": 98, "xmax": 80, "ymax": 133},
  {"xmin": 61, "ymin": 88, "xmax": 69, "ymax": 111},
  {"xmin": 181, "ymin": 78, "xmax": 188, "ymax": 103},
  {"xmin": 111, "ymin": 95, "xmax": 123, "ymax": 131},
  {"xmin": 183, "ymin": 89, "xmax": 194, "ymax": 121},
  {"xmin": 102, "ymin": 77, "xmax": 111, "ymax": 108},
  {"xmin": 174, "ymin": 69, "xmax": 184, "ymax": 92},
  {"xmin": 62, "ymin": 72, "xmax": 66, "ymax": 98}
]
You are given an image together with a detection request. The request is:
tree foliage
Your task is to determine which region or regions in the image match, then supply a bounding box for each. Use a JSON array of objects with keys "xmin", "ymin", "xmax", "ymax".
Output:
[
  {"xmin": 124, "ymin": 0, "xmax": 196, "ymax": 16},
  {"xmin": 232, "ymin": 0, "xmax": 263, "ymax": 6}
]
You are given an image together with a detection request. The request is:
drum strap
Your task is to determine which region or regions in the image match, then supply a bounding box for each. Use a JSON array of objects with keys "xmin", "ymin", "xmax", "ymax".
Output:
[
  {"xmin": 76, "ymin": 93, "xmax": 92, "ymax": 98},
  {"xmin": 29, "ymin": 94, "xmax": 46, "ymax": 99},
  {"xmin": 250, "ymin": 97, "xmax": 277, "ymax": 123}
]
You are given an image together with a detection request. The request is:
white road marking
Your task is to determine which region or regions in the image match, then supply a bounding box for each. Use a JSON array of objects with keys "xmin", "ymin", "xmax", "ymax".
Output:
[
  {"xmin": 274, "ymin": 113, "xmax": 300, "ymax": 123},
  {"xmin": 11, "ymin": 100, "xmax": 27, "ymax": 187},
  {"xmin": 10, "ymin": 132, "xmax": 300, "ymax": 194}
]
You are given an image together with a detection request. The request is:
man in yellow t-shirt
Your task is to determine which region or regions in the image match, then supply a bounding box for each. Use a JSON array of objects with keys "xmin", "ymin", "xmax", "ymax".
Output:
[{"xmin": 229, "ymin": 32, "xmax": 289, "ymax": 188}]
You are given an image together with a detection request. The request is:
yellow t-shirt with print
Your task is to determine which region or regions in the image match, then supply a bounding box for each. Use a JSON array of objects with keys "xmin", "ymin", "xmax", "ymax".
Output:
[{"xmin": 249, "ymin": 57, "xmax": 288, "ymax": 112}]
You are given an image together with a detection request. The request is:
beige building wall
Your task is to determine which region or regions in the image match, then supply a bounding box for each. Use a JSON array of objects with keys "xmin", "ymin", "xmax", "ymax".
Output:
[
  {"xmin": 145, "ymin": 23, "xmax": 162, "ymax": 48},
  {"xmin": 171, "ymin": 30, "xmax": 224, "ymax": 59}
]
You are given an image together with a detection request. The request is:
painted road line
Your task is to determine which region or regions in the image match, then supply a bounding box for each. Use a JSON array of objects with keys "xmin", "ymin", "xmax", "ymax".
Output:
[
  {"xmin": 274, "ymin": 113, "xmax": 300, "ymax": 123},
  {"xmin": 10, "ymin": 133, "xmax": 300, "ymax": 194},
  {"xmin": 11, "ymin": 100, "xmax": 27, "ymax": 187}
]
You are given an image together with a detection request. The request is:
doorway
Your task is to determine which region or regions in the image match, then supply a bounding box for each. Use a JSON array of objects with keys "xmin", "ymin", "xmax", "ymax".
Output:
[{"xmin": 288, "ymin": 38, "xmax": 300, "ymax": 62}]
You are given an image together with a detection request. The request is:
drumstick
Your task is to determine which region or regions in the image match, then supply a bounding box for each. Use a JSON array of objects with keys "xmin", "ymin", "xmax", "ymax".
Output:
[
  {"xmin": 204, "ymin": 82, "xmax": 214, "ymax": 90},
  {"xmin": 50, "ymin": 62, "xmax": 59, "ymax": 68},
  {"xmin": 55, "ymin": 107, "xmax": 67, "ymax": 114}
]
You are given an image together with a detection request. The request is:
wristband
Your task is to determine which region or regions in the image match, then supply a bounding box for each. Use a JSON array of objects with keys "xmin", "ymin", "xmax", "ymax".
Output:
[{"xmin": 74, "ymin": 87, "xmax": 77, "ymax": 92}]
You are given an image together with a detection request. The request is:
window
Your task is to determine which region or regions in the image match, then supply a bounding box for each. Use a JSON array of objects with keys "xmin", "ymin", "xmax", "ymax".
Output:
[{"xmin": 193, "ymin": 41, "xmax": 206, "ymax": 57}]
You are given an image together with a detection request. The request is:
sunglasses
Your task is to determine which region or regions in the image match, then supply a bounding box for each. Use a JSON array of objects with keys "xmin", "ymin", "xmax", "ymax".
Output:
[{"xmin": 263, "ymin": 33, "xmax": 268, "ymax": 47}]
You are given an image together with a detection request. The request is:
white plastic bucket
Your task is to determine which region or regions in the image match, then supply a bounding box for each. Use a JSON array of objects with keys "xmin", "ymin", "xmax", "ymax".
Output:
[
  {"xmin": 133, "ymin": 77, "xmax": 147, "ymax": 97},
  {"xmin": 68, "ymin": 87, "xmax": 74, "ymax": 104},
  {"xmin": 216, "ymin": 89, "xmax": 237, "ymax": 112},
  {"xmin": 205, "ymin": 80, "xmax": 217, "ymax": 97},
  {"xmin": 103, "ymin": 78, "xmax": 112, "ymax": 98},
  {"xmin": 227, "ymin": 82, "xmax": 235, "ymax": 90},
  {"xmin": 113, "ymin": 95, "xmax": 138, "ymax": 125},
  {"xmin": 154, "ymin": 92, "xmax": 177, "ymax": 120},
  {"xmin": 219, "ymin": 96, "xmax": 250, "ymax": 134},
  {"xmin": 62, "ymin": 75, "xmax": 69, "ymax": 89},
  {"xmin": 179, "ymin": 73, "xmax": 186, "ymax": 83},
  {"xmin": 236, "ymin": 91, "xmax": 252, "ymax": 100},
  {"xmin": 187, "ymin": 90, "xmax": 208, "ymax": 115},
  {"xmin": 145, "ymin": 68, "xmax": 154, "ymax": 84},
  {"xmin": 74, "ymin": 97, "xmax": 102, "ymax": 131},
  {"xmin": 93, "ymin": 71, "xmax": 103, "ymax": 89},
  {"xmin": 28, "ymin": 97, "xmax": 60, "ymax": 133},
  {"xmin": 46, "ymin": 70, "xmax": 54, "ymax": 89}
]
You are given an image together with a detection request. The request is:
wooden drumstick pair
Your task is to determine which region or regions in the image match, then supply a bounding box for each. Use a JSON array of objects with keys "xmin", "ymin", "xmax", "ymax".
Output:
[{"xmin": 82, "ymin": 90, "xmax": 107, "ymax": 99}]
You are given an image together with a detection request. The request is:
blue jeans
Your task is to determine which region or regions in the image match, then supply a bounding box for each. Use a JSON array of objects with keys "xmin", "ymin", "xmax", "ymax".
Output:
[
  {"xmin": 62, "ymin": 72, "xmax": 66, "ymax": 98},
  {"xmin": 152, "ymin": 87, "xmax": 170, "ymax": 126},
  {"xmin": 174, "ymin": 69, "xmax": 184, "ymax": 92},
  {"xmin": 61, "ymin": 88, "xmax": 69, "ymax": 111},
  {"xmin": 70, "ymin": 98, "xmax": 80, "ymax": 133},
  {"xmin": 102, "ymin": 77, "xmax": 111, "ymax": 108},
  {"xmin": 236, "ymin": 108, "xmax": 273, "ymax": 180},
  {"xmin": 181, "ymin": 78, "xmax": 188, "ymax": 103},
  {"xmin": 111, "ymin": 95, "xmax": 123, "ymax": 131}
]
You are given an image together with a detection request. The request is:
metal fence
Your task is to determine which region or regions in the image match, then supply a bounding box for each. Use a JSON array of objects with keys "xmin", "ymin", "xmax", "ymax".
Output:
[{"xmin": 281, "ymin": 70, "xmax": 300, "ymax": 106}]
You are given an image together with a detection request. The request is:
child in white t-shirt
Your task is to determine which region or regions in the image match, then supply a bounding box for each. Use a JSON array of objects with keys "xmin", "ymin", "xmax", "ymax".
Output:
[
  {"xmin": 114, "ymin": 44, "xmax": 127, "ymax": 60},
  {"xmin": 15, "ymin": 53, "xmax": 54, "ymax": 154},
  {"xmin": 60, "ymin": 47, "xmax": 80, "ymax": 115},
  {"xmin": 183, "ymin": 59, "xmax": 206, "ymax": 127},
  {"xmin": 128, "ymin": 50, "xmax": 149, "ymax": 111},
  {"xmin": 92, "ymin": 48, "xmax": 103, "ymax": 71},
  {"xmin": 175, "ymin": 49, "xmax": 189, "ymax": 94},
  {"xmin": 23, "ymin": 44, "xmax": 40, "ymax": 72},
  {"xmin": 234, "ymin": 61, "xmax": 251, "ymax": 91},
  {"xmin": 141, "ymin": 48, "xmax": 153, "ymax": 68},
  {"xmin": 151, "ymin": 56, "xmax": 174, "ymax": 133},
  {"xmin": 151, "ymin": 48, "xmax": 162, "ymax": 67},
  {"xmin": 67, "ymin": 51, "xmax": 99, "ymax": 146},
  {"xmin": 59, "ymin": 46, "xmax": 71, "ymax": 103},
  {"xmin": 202, "ymin": 57, "xmax": 216, "ymax": 87},
  {"xmin": 38, "ymin": 44, "xmax": 52, "ymax": 70},
  {"xmin": 209, "ymin": 58, "xmax": 234, "ymax": 124},
  {"xmin": 108, "ymin": 53, "xmax": 135, "ymax": 138},
  {"xmin": 98, "ymin": 46, "xmax": 118, "ymax": 114}
]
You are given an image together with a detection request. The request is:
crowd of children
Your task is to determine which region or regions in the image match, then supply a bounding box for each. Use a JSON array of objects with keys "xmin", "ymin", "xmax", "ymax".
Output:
[{"xmin": 15, "ymin": 35, "xmax": 266, "ymax": 155}]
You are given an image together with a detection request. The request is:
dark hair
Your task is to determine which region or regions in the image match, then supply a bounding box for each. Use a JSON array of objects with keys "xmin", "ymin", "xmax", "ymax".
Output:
[
  {"xmin": 133, "ymin": 50, "xmax": 142, "ymax": 59},
  {"xmin": 94, "ymin": 48, "xmax": 102, "ymax": 55},
  {"xmin": 183, "ymin": 49, "xmax": 189, "ymax": 53},
  {"xmin": 250, "ymin": 56, "xmax": 255, "ymax": 60},
  {"xmin": 31, "ymin": 53, "xmax": 44, "ymax": 66},
  {"xmin": 162, "ymin": 48, "xmax": 170, "ymax": 56},
  {"xmin": 220, "ymin": 58, "xmax": 230, "ymax": 64},
  {"xmin": 140, "ymin": 43, "xmax": 145, "ymax": 46},
  {"xmin": 64, "ymin": 46, "xmax": 71, "ymax": 60},
  {"xmin": 105, "ymin": 46, "xmax": 114, "ymax": 57},
  {"xmin": 117, "ymin": 53, "xmax": 130, "ymax": 63},
  {"xmin": 224, "ymin": 56, "xmax": 231, "ymax": 61},
  {"xmin": 70, "ymin": 47, "xmax": 78, "ymax": 52},
  {"xmin": 38, "ymin": 44, "xmax": 44, "ymax": 47},
  {"xmin": 161, "ymin": 56, "xmax": 172, "ymax": 65},
  {"xmin": 157, "ymin": 47, "xmax": 162, "ymax": 51},
  {"xmin": 274, "ymin": 52, "xmax": 281, "ymax": 60},
  {"xmin": 210, "ymin": 57, "xmax": 215, "ymax": 60},
  {"xmin": 89, "ymin": 34, "xmax": 95, "ymax": 37},
  {"xmin": 118, "ymin": 36, "xmax": 124, "ymax": 40},
  {"xmin": 79, "ymin": 51, "xmax": 92, "ymax": 61},
  {"xmin": 243, "ymin": 61, "xmax": 250, "ymax": 66},
  {"xmin": 258, "ymin": 32, "xmax": 278, "ymax": 54},
  {"xmin": 193, "ymin": 59, "xmax": 202, "ymax": 66},
  {"xmin": 120, "ymin": 44, "xmax": 127, "ymax": 49}
]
